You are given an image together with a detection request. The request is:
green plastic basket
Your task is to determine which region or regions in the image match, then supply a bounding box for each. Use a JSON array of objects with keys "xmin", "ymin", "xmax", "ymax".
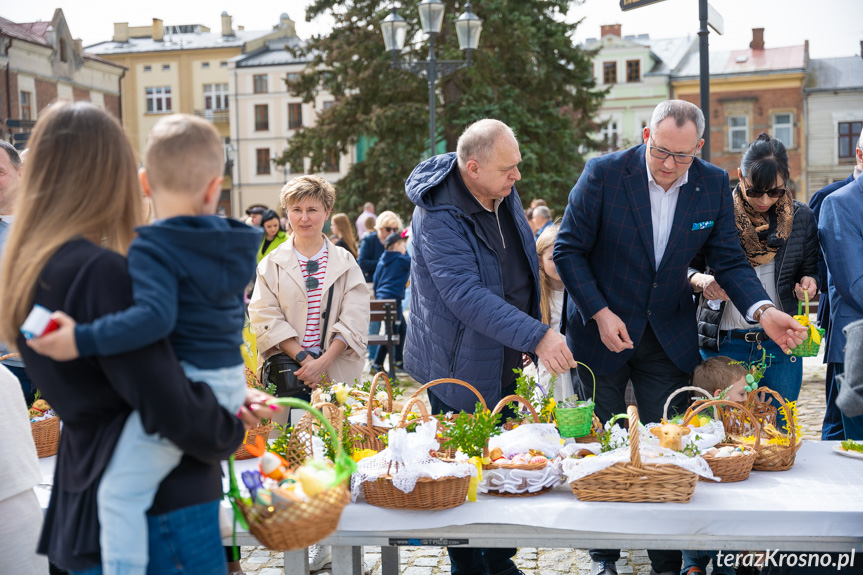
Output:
[
  {"xmin": 554, "ymin": 362, "xmax": 596, "ymax": 438},
  {"xmin": 790, "ymin": 292, "xmax": 825, "ymax": 358}
]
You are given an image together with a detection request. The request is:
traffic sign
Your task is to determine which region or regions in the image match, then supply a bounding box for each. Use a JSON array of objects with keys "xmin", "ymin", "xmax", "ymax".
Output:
[{"xmin": 620, "ymin": 0, "xmax": 668, "ymax": 11}]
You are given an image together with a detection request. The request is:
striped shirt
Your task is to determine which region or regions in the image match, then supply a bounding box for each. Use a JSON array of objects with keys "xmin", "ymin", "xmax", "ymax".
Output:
[{"xmin": 297, "ymin": 244, "xmax": 328, "ymax": 353}]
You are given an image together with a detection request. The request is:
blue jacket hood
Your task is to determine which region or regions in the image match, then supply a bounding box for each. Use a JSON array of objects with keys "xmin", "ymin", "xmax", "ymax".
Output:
[
  {"xmin": 406, "ymin": 152, "xmax": 461, "ymax": 211},
  {"xmin": 138, "ymin": 215, "xmax": 263, "ymax": 302}
]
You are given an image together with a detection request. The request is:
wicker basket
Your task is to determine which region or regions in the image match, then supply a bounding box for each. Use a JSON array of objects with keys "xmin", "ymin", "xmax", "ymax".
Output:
[
  {"xmin": 31, "ymin": 416, "xmax": 60, "ymax": 458},
  {"xmin": 362, "ymin": 397, "xmax": 471, "ymax": 510},
  {"xmin": 721, "ymin": 387, "xmax": 778, "ymax": 436},
  {"xmin": 350, "ymin": 372, "xmax": 395, "ymax": 452},
  {"xmin": 790, "ymin": 292, "xmax": 824, "ymax": 358},
  {"xmin": 554, "ymin": 362, "xmax": 596, "ymax": 438},
  {"xmin": 574, "ymin": 414, "xmax": 604, "ymax": 444},
  {"xmin": 569, "ymin": 405, "xmax": 699, "ymax": 503},
  {"xmin": 730, "ymin": 388, "xmax": 800, "ymax": 472},
  {"xmin": 682, "ymin": 400, "xmax": 760, "ymax": 483},
  {"xmin": 402, "ymin": 378, "xmax": 488, "ymax": 459},
  {"xmin": 483, "ymin": 395, "xmax": 555, "ymax": 497},
  {"xmin": 233, "ymin": 424, "xmax": 275, "ymax": 460},
  {"xmin": 227, "ymin": 398, "xmax": 355, "ymax": 551},
  {"xmin": 282, "ymin": 402, "xmax": 345, "ymax": 470}
]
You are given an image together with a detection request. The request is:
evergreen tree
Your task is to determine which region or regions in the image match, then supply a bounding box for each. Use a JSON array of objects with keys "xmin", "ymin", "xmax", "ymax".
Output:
[{"xmin": 281, "ymin": 0, "xmax": 606, "ymax": 216}]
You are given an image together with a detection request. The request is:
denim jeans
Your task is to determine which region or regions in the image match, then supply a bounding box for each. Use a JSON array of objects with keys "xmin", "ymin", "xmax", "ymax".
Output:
[
  {"xmin": 368, "ymin": 320, "xmax": 382, "ymax": 361},
  {"xmin": 701, "ymin": 330, "xmax": 803, "ymax": 428},
  {"xmin": 70, "ymin": 501, "xmax": 227, "ymax": 575},
  {"xmin": 681, "ymin": 549, "xmax": 736, "ymax": 575},
  {"xmin": 98, "ymin": 363, "xmax": 244, "ymax": 574}
]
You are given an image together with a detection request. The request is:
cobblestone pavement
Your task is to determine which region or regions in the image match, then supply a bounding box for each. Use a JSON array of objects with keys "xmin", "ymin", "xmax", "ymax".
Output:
[{"xmin": 237, "ymin": 355, "xmax": 828, "ymax": 575}]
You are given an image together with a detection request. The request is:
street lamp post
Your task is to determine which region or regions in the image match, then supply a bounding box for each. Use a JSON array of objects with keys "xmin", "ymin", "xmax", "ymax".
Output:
[{"xmin": 381, "ymin": 1, "xmax": 482, "ymax": 158}]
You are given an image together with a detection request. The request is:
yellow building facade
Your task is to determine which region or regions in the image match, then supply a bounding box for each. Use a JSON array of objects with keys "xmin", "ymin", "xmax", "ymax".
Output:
[{"xmin": 88, "ymin": 13, "xmax": 296, "ymax": 215}]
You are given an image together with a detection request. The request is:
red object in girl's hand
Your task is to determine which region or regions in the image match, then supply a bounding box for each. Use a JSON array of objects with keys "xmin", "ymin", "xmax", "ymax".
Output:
[{"xmin": 20, "ymin": 305, "xmax": 60, "ymax": 340}]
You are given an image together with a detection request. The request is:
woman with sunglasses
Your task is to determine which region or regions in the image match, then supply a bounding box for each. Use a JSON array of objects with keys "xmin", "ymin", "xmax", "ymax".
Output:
[
  {"xmin": 249, "ymin": 175, "xmax": 369, "ymax": 398},
  {"xmin": 358, "ymin": 210, "xmax": 403, "ymax": 283},
  {"xmin": 689, "ymin": 132, "xmax": 819, "ymax": 405}
]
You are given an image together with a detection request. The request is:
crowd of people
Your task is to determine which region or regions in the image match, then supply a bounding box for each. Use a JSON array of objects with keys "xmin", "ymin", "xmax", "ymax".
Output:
[{"xmin": 0, "ymin": 97, "xmax": 861, "ymax": 575}]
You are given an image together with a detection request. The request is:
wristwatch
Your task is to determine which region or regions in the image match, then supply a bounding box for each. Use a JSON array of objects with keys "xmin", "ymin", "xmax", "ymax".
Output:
[
  {"xmin": 753, "ymin": 303, "xmax": 775, "ymax": 323},
  {"xmin": 295, "ymin": 350, "xmax": 312, "ymax": 363}
]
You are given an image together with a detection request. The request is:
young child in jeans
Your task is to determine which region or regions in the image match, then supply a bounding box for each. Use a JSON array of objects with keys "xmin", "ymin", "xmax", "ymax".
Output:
[
  {"xmin": 681, "ymin": 356, "xmax": 750, "ymax": 575},
  {"xmin": 29, "ymin": 114, "xmax": 262, "ymax": 575},
  {"xmin": 370, "ymin": 231, "xmax": 410, "ymax": 373}
]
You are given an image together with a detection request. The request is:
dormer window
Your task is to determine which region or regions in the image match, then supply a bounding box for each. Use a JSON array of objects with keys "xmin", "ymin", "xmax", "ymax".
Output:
[{"xmin": 59, "ymin": 39, "xmax": 67, "ymax": 62}]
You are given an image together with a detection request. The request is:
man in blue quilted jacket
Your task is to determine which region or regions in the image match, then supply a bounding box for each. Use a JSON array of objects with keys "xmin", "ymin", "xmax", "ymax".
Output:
[{"xmin": 404, "ymin": 119, "xmax": 575, "ymax": 575}]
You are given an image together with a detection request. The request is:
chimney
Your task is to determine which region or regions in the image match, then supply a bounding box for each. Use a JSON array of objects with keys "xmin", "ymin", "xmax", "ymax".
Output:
[
  {"xmin": 113, "ymin": 22, "xmax": 129, "ymax": 42},
  {"xmin": 750, "ymin": 28, "xmax": 765, "ymax": 50},
  {"xmin": 74, "ymin": 38, "xmax": 83, "ymax": 55},
  {"xmin": 221, "ymin": 11, "xmax": 234, "ymax": 37},
  {"xmin": 152, "ymin": 18, "xmax": 164, "ymax": 42},
  {"xmin": 601, "ymin": 24, "xmax": 622, "ymax": 39},
  {"xmin": 237, "ymin": 25, "xmax": 244, "ymax": 31}
]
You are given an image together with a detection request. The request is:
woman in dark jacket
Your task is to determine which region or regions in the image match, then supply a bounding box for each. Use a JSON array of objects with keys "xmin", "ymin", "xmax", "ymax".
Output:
[
  {"xmin": 689, "ymin": 133, "xmax": 819, "ymax": 405},
  {"xmin": 0, "ymin": 102, "xmax": 275, "ymax": 574}
]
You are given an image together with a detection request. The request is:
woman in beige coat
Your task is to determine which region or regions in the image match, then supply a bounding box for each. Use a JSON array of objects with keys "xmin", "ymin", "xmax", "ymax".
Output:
[{"xmin": 249, "ymin": 175, "xmax": 369, "ymax": 392}]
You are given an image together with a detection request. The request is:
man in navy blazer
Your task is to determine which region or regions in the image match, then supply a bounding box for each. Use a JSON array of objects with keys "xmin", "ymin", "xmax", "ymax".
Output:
[
  {"xmin": 819, "ymin": 173, "xmax": 863, "ymax": 441},
  {"xmin": 554, "ymin": 100, "xmax": 805, "ymax": 575},
  {"xmin": 808, "ymin": 127, "xmax": 863, "ymax": 440}
]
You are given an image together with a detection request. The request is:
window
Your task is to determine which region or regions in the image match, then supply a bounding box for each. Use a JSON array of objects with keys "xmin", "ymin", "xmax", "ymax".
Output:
[
  {"xmin": 838, "ymin": 121, "xmax": 863, "ymax": 159},
  {"xmin": 728, "ymin": 115, "xmax": 748, "ymax": 150},
  {"xmin": 286, "ymin": 73, "xmax": 300, "ymax": 86},
  {"xmin": 254, "ymin": 104, "xmax": 269, "ymax": 131},
  {"xmin": 324, "ymin": 148, "xmax": 340, "ymax": 172},
  {"xmin": 288, "ymin": 103, "xmax": 303, "ymax": 129},
  {"xmin": 202, "ymin": 62, "xmax": 210, "ymax": 69},
  {"xmin": 220, "ymin": 61, "xmax": 228, "ymax": 68},
  {"xmin": 143, "ymin": 65, "xmax": 152, "ymax": 72},
  {"xmin": 203, "ymin": 83, "xmax": 229, "ymax": 110},
  {"xmin": 256, "ymin": 148, "xmax": 271, "ymax": 175},
  {"xmin": 603, "ymin": 61, "xmax": 617, "ymax": 84},
  {"xmin": 19, "ymin": 91, "xmax": 33, "ymax": 120},
  {"xmin": 323, "ymin": 101, "xmax": 334, "ymax": 110},
  {"xmin": 59, "ymin": 38, "xmax": 67, "ymax": 62},
  {"xmin": 626, "ymin": 59, "xmax": 640, "ymax": 82},
  {"xmin": 145, "ymin": 86, "xmax": 172, "ymax": 113},
  {"xmin": 772, "ymin": 113, "xmax": 793, "ymax": 148},
  {"xmin": 600, "ymin": 119, "xmax": 619, "ymax": 150},
  {"xmin": 162, "ymin": 64, "xmax": 170, "ymax": 71},
  {"xmin": 253, "ymin": 74, "xmax": 268, "ymax": 94}
]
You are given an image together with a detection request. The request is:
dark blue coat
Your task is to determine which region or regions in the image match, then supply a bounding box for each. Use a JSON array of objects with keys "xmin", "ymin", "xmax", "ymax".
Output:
[
  {"xmin": 75, "ymin": 215, "xmax": 262, "ymax": 368},
  {"xmin": 809, "ymin": 172, "xmax": 855, "ymax": 331},
  {"xmin": 404, "ymin": 153, "xmax": 547, "ymax": 412},
  {"xmin": 358, "ymin": 231, "xmax": 385, "ymax": 282},
  {"xmin": 373, "ymin": 250, "xmax": 411, "ymax": 301},
  {"xmin": 554, "ymin": 144, "xmax": 768, "ymax": 376},
  {"xmin": 819, "ymin": 176, "xmax": 863, "ymax": 364}
]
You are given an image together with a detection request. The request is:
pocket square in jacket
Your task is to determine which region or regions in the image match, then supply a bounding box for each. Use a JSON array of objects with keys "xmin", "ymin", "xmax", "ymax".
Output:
[{"xmin": 691, "ymin": 220, "xmax": 714, "ymax": 231}]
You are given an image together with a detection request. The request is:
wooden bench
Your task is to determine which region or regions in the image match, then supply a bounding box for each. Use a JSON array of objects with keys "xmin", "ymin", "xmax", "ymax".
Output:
[{"xmin": 368, "ymin": 299, "xmax": 401, "ymax": 380}]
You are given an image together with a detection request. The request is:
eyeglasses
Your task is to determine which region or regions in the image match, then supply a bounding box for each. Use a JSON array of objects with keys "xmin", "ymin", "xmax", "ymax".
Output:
[
  {"xmin": 384, "ymin": 227, "xmax": 398, "ymax": 233},
  {"xmin": 740, "ymin": 179, "xmax": 787, "ymax": 199},
  {"xmin": 305, "ymin": 259, "xmax": 319, "ymax": 290},
  {"xmin": 648, "ymin": 139, "xmax": 699, "ymax": 164}
]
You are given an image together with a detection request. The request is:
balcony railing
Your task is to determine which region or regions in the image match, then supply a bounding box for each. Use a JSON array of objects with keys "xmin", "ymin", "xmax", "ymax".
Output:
[{"xmin": 194, "ymin": 109, "xmax": 230, "ymax": 124}]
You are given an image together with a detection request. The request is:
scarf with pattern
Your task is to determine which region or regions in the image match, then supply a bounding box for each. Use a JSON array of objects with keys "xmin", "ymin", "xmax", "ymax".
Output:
[{"xmin": 732, "ymin": 184, "xmax": 793, "ymax": 267}]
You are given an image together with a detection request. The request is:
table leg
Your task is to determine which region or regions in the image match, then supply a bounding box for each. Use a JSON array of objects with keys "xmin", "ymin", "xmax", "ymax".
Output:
[
  {"xmin": 283, "ymin": 548, "xmax": 310, "ymax": 575},
  {"xmin": 381, "ymin": 546, "xmax": 400, "ymax": 575},
  {"xmin": 332, "ymin": 545, "xmax": 363, "ymax": 575}
]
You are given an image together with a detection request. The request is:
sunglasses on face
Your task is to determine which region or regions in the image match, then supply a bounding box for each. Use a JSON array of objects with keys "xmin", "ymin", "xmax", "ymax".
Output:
[
  {"xmin": 384, "ymin": 227, "xmax": 398, "ymax": 233},
  {"xmin": 305, "ymin": 259, "xmax": 319, "ymax": 290},
  {"xmin": 741, "ymin": 180, "xmax": 787, "ymax": 199}
]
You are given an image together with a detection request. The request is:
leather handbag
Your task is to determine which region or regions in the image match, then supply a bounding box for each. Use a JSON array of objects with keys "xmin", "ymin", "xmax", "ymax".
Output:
[{"xmin": 261, "ymin": 287, "xmax": 335, "ymax": 397}]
